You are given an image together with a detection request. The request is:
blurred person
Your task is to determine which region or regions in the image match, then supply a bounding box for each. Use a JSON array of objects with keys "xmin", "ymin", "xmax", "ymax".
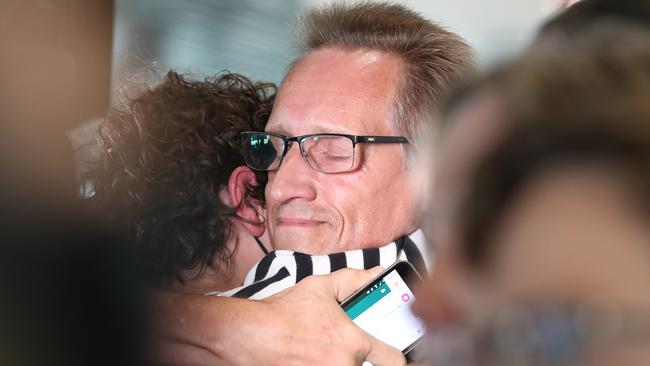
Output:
[
  {"xmin": 413, "ymin": 0, "xmax": 650, "ymax": 337},
  {"xmin": 1, "ymin": 1, "xmax": 147, "ymax": 365},
  {"xmin": 151, "ymin": 2, "xmax": 473, "ymax": 365},
  {"xmin": 1, "ymin": 0, "xmax": 112, "ymax": 210},
  {"xmin": 540, "ymin": 0, "xmax": 650, "ymax": 36},
  {"xmin": 414, "ymin": 25, "xmax": 650, "ymax": 366}
]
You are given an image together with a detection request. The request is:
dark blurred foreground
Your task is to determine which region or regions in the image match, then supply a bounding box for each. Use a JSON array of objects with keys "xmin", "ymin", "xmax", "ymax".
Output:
[{"xmin": 0, "ymin": 1, "xmax": 147, "ymax": 365}]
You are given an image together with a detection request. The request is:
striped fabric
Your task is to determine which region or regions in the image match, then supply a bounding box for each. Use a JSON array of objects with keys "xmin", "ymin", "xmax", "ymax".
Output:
[{"xmin": 208, "ymin": 230, "xmax": 431, "ymax": 300}]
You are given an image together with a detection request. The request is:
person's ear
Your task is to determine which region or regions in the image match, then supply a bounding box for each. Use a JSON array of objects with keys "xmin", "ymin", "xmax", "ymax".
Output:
[{"xmin": 227, "ymin": 166, "xmax": 265, "ymax": 237}]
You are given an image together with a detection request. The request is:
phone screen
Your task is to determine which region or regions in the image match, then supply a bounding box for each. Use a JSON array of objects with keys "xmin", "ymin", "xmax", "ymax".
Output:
[{"xmin": 342, "ymin": 267, "xmax": 426, "ymax": 352}]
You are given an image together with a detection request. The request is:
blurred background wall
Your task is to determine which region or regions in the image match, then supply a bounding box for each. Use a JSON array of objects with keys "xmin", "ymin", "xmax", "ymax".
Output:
[
  {"xmin": 112, "ymin": 0, "xmax": 302, "ymax": 85},
  {"xmin": 112, "ymin": 0, "xmax": 553, "ymax": 85}
]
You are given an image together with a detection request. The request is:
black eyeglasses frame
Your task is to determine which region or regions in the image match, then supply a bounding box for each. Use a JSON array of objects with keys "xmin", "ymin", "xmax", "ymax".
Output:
[{"xmin": 240, "ymin": 131, "xmax": 410, "ymax": 173}]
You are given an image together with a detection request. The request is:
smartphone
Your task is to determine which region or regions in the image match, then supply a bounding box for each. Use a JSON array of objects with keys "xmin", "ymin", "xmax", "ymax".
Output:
[{"xmin": 340, "ymin": 261, "xmax": 425, "ymax": 355}]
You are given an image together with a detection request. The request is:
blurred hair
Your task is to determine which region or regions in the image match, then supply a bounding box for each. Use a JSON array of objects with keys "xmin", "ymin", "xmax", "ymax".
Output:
[
  {"xmin": 447, "ymin": 26, "xmax": 650, "ymax": 269},
  {"xmin": 90, "ymin": 71, "xmax": 275, "ymax": 286},
  {"xmin": 295, "ymin": 1, "xmax": 473, "ymax": 139},
  {"xmin": 539, "ymin": 0, "xmax": 650, "ymax": 37}
]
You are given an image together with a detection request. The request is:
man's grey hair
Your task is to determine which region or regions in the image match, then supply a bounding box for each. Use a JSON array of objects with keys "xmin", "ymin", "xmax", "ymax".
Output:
[{"xmin": 294, "ymin": 1, "xmax": 474, "ymax": 144}]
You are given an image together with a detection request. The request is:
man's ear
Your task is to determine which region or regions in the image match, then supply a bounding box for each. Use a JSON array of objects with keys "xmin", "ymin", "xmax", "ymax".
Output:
[{"xmin": 227, "ymin": 166, "xmax": 265, "ymax": 237}]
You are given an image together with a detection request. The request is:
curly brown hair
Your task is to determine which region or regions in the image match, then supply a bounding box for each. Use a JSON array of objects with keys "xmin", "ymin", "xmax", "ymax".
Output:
[{"xmin": 90, "ymin": 70, "xmax": 275, "ymax": 286}]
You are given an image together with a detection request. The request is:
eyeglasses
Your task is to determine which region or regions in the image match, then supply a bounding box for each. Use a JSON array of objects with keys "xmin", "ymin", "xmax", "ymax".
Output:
[{"xmin": 240, "ymin": 131, "xmax": 410, "ymax": 174}]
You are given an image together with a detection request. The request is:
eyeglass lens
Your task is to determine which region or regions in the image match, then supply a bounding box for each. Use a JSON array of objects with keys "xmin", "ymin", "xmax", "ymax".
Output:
[
  {"xmin": 242, "ymin": 133, "xmax": 355, "ymax": 173},
  {"xmin": 242, "ymin": 133, "xmax": 283, "ymax": 171},
  {"xmin": 301, "ymin": 135, "xmax": 354, "ymax": 173}
]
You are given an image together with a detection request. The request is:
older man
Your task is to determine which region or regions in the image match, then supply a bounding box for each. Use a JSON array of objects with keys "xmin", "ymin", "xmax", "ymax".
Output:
[{"xmin": 152, "ymin": 3, "xmax": 472, "ymax": 365}]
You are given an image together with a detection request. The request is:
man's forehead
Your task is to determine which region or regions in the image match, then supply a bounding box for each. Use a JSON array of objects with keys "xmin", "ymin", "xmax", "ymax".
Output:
[
  {"xmin": 266, "ymin": 93, "xmax": 376, "ymax": 135},
  {"xmin": 267, "ymin": 48, "xmax": 402, "ymax": 136}
]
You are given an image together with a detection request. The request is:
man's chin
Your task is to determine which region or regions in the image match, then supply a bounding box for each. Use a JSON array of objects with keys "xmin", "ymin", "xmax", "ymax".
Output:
[{"xmin": 271, "ymin": 229, "xmax": 338, "ymax": 255}]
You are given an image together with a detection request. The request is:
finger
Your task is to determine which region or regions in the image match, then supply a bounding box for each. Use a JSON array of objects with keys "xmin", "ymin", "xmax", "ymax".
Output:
[
  {"xmin": 364, "ymin": 333, "xmax": 406, "ymax": 366},
  {"xmin": 328, "ymin": 266, "xmax": 384, "ymax": 302}
]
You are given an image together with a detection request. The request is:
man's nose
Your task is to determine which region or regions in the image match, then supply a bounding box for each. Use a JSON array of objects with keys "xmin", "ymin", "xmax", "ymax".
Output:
[{"xmin": 267, "ymin": 142, "xmax": 317, "ymax": 203}]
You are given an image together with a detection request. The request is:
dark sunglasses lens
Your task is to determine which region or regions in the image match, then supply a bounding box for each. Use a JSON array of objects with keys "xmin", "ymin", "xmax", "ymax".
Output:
[{"xmin": 242, "ymin": 133, "xmax": 283, "ymax": 171}]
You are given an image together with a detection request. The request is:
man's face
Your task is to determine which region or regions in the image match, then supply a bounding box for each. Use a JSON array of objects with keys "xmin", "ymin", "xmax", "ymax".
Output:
[{"xmin": 264, "ymin": 48, "xmax": 416, "ymax": 254}]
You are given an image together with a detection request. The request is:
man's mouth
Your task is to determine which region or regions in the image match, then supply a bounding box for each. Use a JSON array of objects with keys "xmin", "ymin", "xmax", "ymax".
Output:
[{"xmin": 276, "ymin": 217, "xmax": 326, "ymax": 227}]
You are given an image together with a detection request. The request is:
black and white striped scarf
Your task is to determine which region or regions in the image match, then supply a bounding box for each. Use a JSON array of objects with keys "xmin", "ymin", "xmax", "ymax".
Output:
[{"xmin": 208, "ymin": 230, "xmax": 431, "ymax": 300}]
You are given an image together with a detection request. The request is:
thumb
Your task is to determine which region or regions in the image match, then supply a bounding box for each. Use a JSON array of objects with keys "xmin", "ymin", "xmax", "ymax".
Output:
[
  {"xmin": 364, "ymin": 332, "xmax": 406, "ymax": 366},
  {"xmin": 328, "ymin": 266, "xmax": 384, "ymax": 302}
]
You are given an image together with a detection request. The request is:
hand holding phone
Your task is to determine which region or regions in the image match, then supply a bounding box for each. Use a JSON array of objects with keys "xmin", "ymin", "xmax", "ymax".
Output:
[{"xmin": 340, "ymin": 261, "xmax": 425, "ymax": 355}]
